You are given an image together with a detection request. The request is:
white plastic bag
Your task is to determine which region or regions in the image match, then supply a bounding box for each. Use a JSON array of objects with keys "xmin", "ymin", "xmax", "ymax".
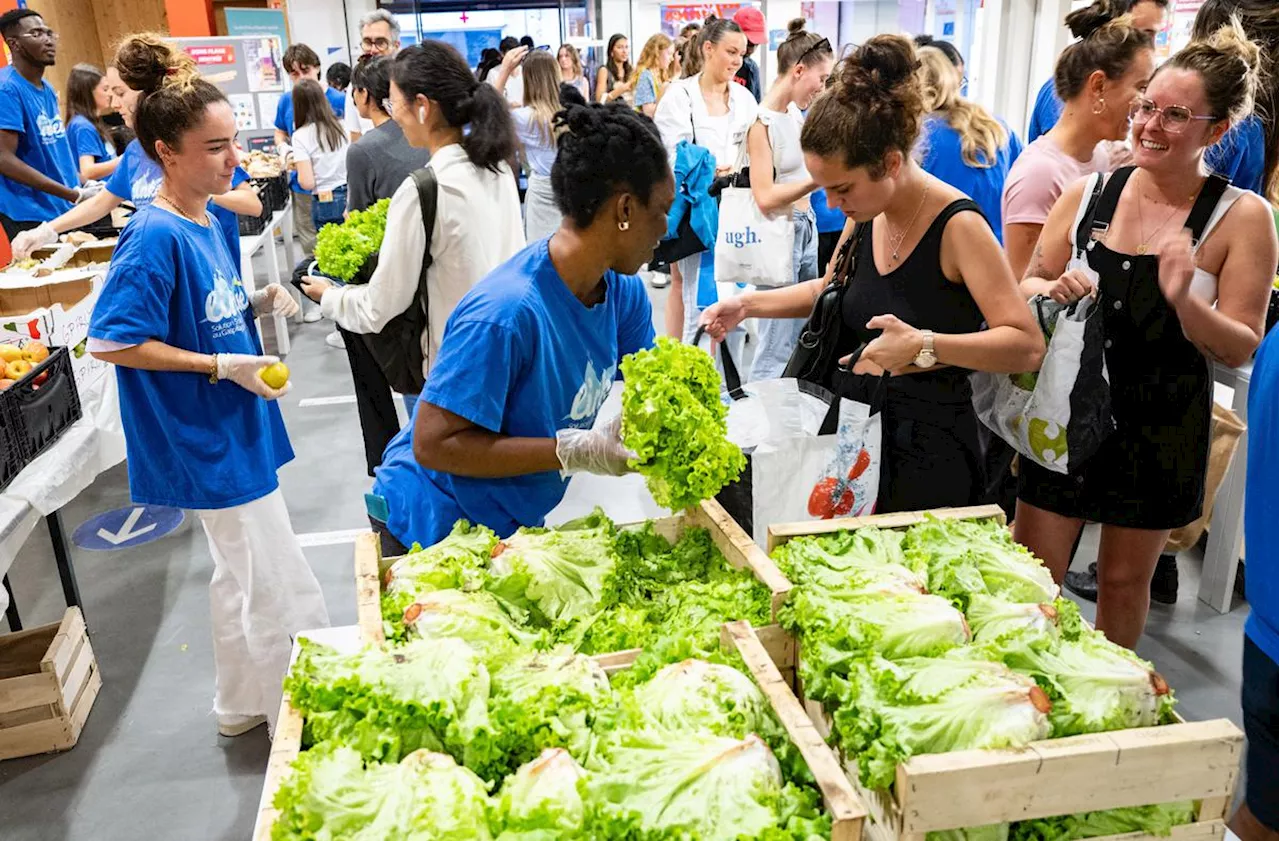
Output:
[{"xmin": 714, "ymin": 186, "xmax": 795, "ymax": 288}]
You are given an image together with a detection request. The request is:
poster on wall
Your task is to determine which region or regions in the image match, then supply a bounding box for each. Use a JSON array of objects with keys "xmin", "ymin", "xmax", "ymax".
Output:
[
  {"xmin": 659, "ymin": 4, "xmax": 754, "ymax": 36},
  {"xmin": 223, "ymin": 7, "xmax": 290, "ymax": 50},
  {"xmin": 227, "ymin": 94, "xmax": 259, "ymax": 131},
  {"xmin": 175, "ymin": 36, "xmax": 284, "ymax": 150},
  {"xmin": 243, "ymin": 38, "xmax": 285, "ymax": 92}
]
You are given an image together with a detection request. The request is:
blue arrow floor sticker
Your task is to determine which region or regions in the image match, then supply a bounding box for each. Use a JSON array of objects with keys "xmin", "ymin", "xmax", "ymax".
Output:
[{"xmin": 73, "ymin": 505, "xmax": 185, "ymax": 551}]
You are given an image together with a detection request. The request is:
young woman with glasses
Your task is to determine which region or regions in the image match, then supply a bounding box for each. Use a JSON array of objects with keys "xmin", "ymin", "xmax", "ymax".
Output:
[{"xmin": 1014, "ymin": 21, "xmax": 1278, "ymax": 649}]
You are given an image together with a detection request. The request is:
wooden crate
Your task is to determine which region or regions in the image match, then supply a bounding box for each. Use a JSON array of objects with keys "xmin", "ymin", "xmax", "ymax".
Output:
[
  {"xmin": 356, "ymin": 497, "xmax": 793, "ymax": 647},
  {"xmin": 761, "ymin": 505, "xmax": 1244, "ymax": 841},
  {"xmin": 253, "ymin": 621, "xmax": 864, "ymax": 841},
  {"xmin": 0, "ymin": 607, "xmax": 101, "ymax": 761}
]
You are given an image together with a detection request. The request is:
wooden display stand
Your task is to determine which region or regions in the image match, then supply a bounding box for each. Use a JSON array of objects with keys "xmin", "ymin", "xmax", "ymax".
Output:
[
  {"xmin": 0, "ymin": 607, "xmax": 101, "ymax": 761},
  {"xmin": 756, "ymin": 505, "xmax": 1244, "ymax": 841},
  {"xmin": 355, "ymin": 497, "xmax": 794, "ymax": 649}
]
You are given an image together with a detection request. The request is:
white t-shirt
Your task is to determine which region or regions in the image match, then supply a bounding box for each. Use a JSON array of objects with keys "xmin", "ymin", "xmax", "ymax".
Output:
[
  {"xmin": 292, "ymin": 122, "xmax": 351, "ymax": 193},
  {"xmin": 489, "ymin": 66, "xmax": 524, "ymax": 107},
  {"xmin": 344, "ymin": 91, "xmax": 376, "ymax": 136},
  {"xmin": 513, "ymin": 107, "xmax": 557, "ymax": 177},
  {"xmin": 758, "ymin": 103, "xmax": 808, "ymax": 184},
  {"xmin": 654, "ymin": 74, "xmax": 759, "ymax": 167},
  {"xmin": 321, "ymin": 143, "xmax": 526, "ymax": 377}
]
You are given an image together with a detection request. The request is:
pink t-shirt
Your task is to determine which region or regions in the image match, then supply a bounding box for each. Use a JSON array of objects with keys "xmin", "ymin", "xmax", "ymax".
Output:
[{"xmin": 1001, "ymin": 135, "xmax": 1110, "ymax": 227}]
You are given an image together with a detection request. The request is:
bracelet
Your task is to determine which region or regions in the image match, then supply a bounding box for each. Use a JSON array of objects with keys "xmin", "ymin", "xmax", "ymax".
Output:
[{"xmin": 208, "ymin": 353, "xmax": 220, "ymax": 384}]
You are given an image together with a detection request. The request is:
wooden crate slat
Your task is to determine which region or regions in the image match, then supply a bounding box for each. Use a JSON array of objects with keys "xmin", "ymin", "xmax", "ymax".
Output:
[
  {"xmin": 43, "ymin": 606, "xmax": 87, "ymax": 682},
  {"xmin": 897, "ymin": 719, "xmax": 1242, "ymax": 833},
  {"xmin": 0, "ymin": 715, "xmax": 73, "ymax": 761},
  {"xmin": 592, "ymin": 648, "xmax": 641, "ymax": 674},
  {"xmin": 68, "ymin": 667, "xmax": 101, "ymax": 737},
  {"xmin": 0, "ymin": 672, "xmax": 61, "ymax": 715},
  {"xmin": 765, "ymin": 504, "xmax": 1006, "ymax": 553},
  {"xmin": 58, "ymin": 635, "xmax": 93, "ymax": 717},
  {"xmin": 354, "ymin": 532, "xmax": 384, "ymax": 646},
  {"xmin": 0, "ymin": 624, "xmax": 60, "ymax": 680},
  {"xmin": 254, "ymin": 693, "xmax": 305, "ymax": 841},
  {"xmin": 722, "ymin": 621, "xmax": 866, "ymax": 840}
]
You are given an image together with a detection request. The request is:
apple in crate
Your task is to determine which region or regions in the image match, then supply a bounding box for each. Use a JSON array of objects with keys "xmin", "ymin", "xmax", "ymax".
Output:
[
  {"xmin": 21, "ymin": 341, "xmax": 49, "ymax": 364},
  {"xmin": 5, "ymin": 360, "xmax": 32, "ymax": 380},
  {"xmin": 0, "ymin": 345, "xmax": 21, "ymax": 364},
  {"xmin": 0, "ymin": 379, "xmax": 13, "ymax": 391}
]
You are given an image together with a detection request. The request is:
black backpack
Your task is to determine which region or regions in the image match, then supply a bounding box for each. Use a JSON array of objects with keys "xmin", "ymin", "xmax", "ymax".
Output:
[{"xmin": 360, "ymin": 167, "xmax": 438, "ymax": 395}]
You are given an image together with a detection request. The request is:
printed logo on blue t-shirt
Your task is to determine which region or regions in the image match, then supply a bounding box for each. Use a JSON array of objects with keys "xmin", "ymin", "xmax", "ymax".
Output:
[
  {"xmin": 133, "ymin": 167, "xmax": 162, "ymax": 204},
  {"xmin": 204, "ymin": 270, "xmax": 249, "ymax": 340},
  {"xmin": 36, "ymin": 111, "xmax": 66, "ymax": 144},
  {"xmin": 566, "ymin": 359, "xmax": 616, "ymax": 424}
]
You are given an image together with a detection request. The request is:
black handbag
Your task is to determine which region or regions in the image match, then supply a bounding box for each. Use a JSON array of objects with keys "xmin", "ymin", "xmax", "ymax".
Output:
[{"xmin": 782, "ymin": 221, "xmax": 868, "ymax": 390}]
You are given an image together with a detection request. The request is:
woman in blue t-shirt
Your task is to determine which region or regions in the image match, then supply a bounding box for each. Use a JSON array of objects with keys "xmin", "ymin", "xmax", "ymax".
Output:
[
  {"xmin": 367, "ymin": 103, "xmax": 674, "ymax": 554},
  {"xmin": 87, "ymin": 34, "xmax": 328, "ymax": 739},
  {"xmin": 916, "ymin": 46, "xmax": 1022, "ymax": 243},
  {"xmin": 10, "ymin": 69, "xmax": 262, "ymax": 259},
  {"xmin": 63, "ymin": 63, "xmax": 120, "ymax": 182}
]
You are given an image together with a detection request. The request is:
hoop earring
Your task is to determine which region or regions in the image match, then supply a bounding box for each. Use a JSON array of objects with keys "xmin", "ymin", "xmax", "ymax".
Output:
[
  {"xmin": 1092, "ymin": 97, "xmax": 1106, "ymax": 115},
  {"xmin": 618, "ymin": 220, "xmax": 630, "ymax": 232}
]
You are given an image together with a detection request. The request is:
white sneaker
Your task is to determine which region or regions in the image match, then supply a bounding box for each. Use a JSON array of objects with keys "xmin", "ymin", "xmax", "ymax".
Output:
[
  {"xmin": 302, "ymin": 308, "xmax": 323, "ymax": 323},
  {"xmin": 325, "ymin": 330, "xmax": 345, "ymax": 349},
  {"xmin": 217, "ymin": 713, "xmax": 267, "ymax": 737},
  {"xmin": 646, "ymin": 270, "xmax": 670, "ymax": 289}
]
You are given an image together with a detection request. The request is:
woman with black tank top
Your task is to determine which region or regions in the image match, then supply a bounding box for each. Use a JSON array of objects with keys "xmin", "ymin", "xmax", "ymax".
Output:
[
  {"xmin": 1014, "ymin": 24, "xmax": 1276, "ymax": 649},
  {"xmin": 700, "ymin": 35, "xmax": 1045, "ymax": 513}
]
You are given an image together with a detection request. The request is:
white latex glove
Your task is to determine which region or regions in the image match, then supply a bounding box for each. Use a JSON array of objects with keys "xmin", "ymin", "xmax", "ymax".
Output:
[
  {"xmin": 216, "ymin": 353, "xmax": 290, "ymax": 400},
  {"xmin": 252, "ymin": 284, "xmax": 300, "ymax": 318},
  {"xmin": 555, "ymin": 415, "xmax": 636, "ymax": 477},
  {"xmin": 74, "ymin": 181, "xmax": 106, "ymax": 204},
  {"xmin": 10, "ymin": 222, "xmax": 57, "ymax": 259}
]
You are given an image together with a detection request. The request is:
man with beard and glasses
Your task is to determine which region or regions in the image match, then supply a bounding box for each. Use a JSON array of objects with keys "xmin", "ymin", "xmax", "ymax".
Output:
[{"xmin": 0, "ymin": 9, "xmax": 91, "ymax": 240}]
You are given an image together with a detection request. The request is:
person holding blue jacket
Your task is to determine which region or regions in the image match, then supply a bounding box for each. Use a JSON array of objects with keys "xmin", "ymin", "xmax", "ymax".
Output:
[
  {"xmin": 366, "ymin": 103, "xmax": 674, "ymax": 553},
  {"xmin": 88, "ymin": 34, "xmax": 326, "ymax": 739}
]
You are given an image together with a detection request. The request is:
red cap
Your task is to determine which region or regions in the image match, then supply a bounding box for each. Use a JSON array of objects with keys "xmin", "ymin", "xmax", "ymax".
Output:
[{"xmin": 733, "ymin": 8, "xmax": 767, "ymax": 45}]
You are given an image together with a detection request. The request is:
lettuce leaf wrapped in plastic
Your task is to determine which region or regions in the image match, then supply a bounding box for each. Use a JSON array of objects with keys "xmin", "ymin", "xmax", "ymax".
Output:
[
  {"xmin": 1009, "ymin": 801, "xmax": 1195, "ymax": 841},
  {"xmin": 906, "ymin": 516, "xmax": 1059, "ymax": 607},
  {"xmin": 620, "ymin": 337, "xmax": 746, "ymax": 511},
  {"xmin": 486, "ymin": 510, "xmax": 619, "ymax": 629},
  {"xmin": 832, "ymin": 652, "xmax": 1053, "ymax": 789},
  {"xmin": 284, "ymin": 637, "xmax": 497, "ymax": 769},
  {"xmin": 272, "ymin": 745, "xmax": 493, "ymax": 841},
  {"xmin": 487, "ymin": 648, "xmax": 613, "ymax": 776},
  {"xmin": 991, "ymin": 628, "xmax": 1176, "ymax": 736},
  {"xmin": 492, "ymin": 748, "xmax": 588, "ymax": 840},
  {"xmin": 400, "ymin": 588, "xmax": 543, "ymax": 654}
]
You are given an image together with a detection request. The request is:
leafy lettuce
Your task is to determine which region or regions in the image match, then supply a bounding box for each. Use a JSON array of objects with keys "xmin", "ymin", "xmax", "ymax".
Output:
[
  {"xmin": 620, "ymin": 337, "xmax": 746, "ymax": 511},
  {"xmin": 399, "ymin": 588, "xmax": 543, "ymax": 654},
  {"xmin": 773, "ymin": 528, "xmax": 927, "ymax": 598},
  {"xmin": 284, "ymin": 637, "xmax": 497, "ymax": 770},
  {"xmin": 906, "ymin": 516, "xmax": 1059, "ymax": 607},
  {"xmin": 492, "ymin": 749, "xmax": 588, "ymax": 840},
  {"xmin": 1009, "ymin": 801, "xmax": 1195, "ymax": 840},
  {"xmin": 382, "ymin": 521, "xmax": 500, "ymax": 642},
  {"xmin": 967, "ymin": 595, "xmax": 1061, "ymax": 644},
  {"xmin": 629, "ymin": 659, "xmax": 774, "ymax": 738},
  {"xmin": 313, "ymin": 197, "xmax": 389, "ymax": 282},
  {"xmin": 272, "ymin": 745, "xmax": 493, "ymax": 841}
]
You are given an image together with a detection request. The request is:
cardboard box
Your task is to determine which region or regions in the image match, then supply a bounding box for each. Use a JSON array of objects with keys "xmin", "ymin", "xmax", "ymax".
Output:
[{"xmin": 0, "ymin": 272, "xmax": 107, "ymax": 390}]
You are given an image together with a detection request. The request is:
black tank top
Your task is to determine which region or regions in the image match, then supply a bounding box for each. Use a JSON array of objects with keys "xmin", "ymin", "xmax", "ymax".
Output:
[{"xmin": 840, "ymin": 199, "xmax": 986, "ymax": 410}]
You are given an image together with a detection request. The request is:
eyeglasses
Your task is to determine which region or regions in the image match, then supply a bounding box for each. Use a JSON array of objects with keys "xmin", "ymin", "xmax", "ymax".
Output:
[
  {"xmin": 1129, "ymin": 97, "xmax": 1218, "ymax": 134},
  {"xmin": 799, "ymin": 37, "xmax": 832, "ymax": 64},
  {"xmin": 361, "ymin": 37, "xmax": 392, "ymax": 51}
]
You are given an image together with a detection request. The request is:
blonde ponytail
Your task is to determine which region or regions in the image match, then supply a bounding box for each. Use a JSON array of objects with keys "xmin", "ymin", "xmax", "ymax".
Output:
[{"xmin": 917, "ymin": 46, "xmax": 1007, "ymax": 168}]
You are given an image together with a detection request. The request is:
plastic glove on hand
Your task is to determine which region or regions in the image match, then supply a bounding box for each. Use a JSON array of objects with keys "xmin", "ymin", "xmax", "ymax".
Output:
[
  {"xmin": 74, "ymin": 181, "xmax": 106, "ymax": 203},
  {"xmin": 217, "ymin": 353, "xmax": 291, "ymax": 400},
  {"xmin": 252, "ymin": 284, "xmax": 300, "ymax": 318},
  {"xmin": 10, "ymin": 223, "xmax": 57, "ymax": 259},
  {"xmin": 555, "ymin": 415, "xmax": 636, "ymax": 477}
]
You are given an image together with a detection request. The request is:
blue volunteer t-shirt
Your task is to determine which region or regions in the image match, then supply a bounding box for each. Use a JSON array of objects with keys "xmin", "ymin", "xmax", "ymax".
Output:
[
  {"xmin": 0, "ymin": 66, "xmax": 78, "ymax": 222},
  {"xmin": 1026, "ymin": 77, "xmax": 1063, "ymax": 144},
  {"xmin": 275, "ymin": 87, "xmax": 346, "ymax": 194},
  {"xmin": 1205, "ymin": 115, "xmax": 1266, "ymax": 198},
  {"xmin": 108, "ymin": 140, "xmax": 248, "ymax": 257},
  {"xmin": 372, "ymin": 238, "xmax": 657, "ymax": 547},
  {"xmin": 89, "ymin": 204, "xmax": 293, "ymax": 510},
  {"xmin": 66, "ymin": 114, "xmax": 115, "ymax": 167},
  {"xmin": 920, "ymin": 115, "xmax": 1023, "ymax": 243},
  {"xmin": 810, "ymin": 189, "xmax": 846, "ymax": 235},
  {"xmin": 1244, "ymin": 326, "xmax": 1278, "ymax": 665}
]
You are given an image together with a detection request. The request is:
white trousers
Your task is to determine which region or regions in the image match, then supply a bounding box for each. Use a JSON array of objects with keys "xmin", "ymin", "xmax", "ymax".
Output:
[{"xmin": 194, "ymin": 489, "xmax": 329, "ymax": 731}]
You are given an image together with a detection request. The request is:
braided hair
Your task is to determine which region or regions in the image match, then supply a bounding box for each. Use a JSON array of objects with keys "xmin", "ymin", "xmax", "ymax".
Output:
[
  {"xmin": 551, "ymin": 103, "xmax": 668, "ymax": 228},
  {"xmin": 393, "ymin": 40, "xmax": 515, "ymax": 173}
]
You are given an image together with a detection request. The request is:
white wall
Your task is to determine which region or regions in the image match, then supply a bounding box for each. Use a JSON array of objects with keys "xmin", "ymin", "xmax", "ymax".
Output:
[{"xmin": 288, "ymin": 0, "xmax": 364, "ymax": 67}]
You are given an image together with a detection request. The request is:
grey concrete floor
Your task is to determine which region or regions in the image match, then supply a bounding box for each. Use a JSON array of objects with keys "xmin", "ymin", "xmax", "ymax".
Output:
[{"xmin": 0, "ymin": 259, "xmax": 1253, "ymax": 840}]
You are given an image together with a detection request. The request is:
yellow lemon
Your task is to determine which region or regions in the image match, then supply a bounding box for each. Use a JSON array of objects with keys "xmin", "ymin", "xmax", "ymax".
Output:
[{"xmin": 258, "ymin": 362, "xmax": 290, "ymax": 390}]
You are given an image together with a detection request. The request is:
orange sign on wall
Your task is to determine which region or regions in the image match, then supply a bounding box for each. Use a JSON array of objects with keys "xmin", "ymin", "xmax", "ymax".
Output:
[{"xmin": 186, "ymin": 44, "xmax": 236, "ymax": 65}]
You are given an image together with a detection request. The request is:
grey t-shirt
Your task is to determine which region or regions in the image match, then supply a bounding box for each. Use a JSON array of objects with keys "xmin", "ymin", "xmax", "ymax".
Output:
[{"xmin": 345, "ymin": 120, "xmax": 432, "ymax": 212}]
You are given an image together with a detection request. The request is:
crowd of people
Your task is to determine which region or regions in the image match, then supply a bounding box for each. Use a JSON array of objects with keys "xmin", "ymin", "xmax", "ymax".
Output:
[{"xmin": 0, "ymin": 3, "xmax": 1276, "ymax": 838}]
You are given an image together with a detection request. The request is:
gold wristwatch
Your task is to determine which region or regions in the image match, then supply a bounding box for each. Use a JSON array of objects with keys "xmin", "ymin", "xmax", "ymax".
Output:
[{"xmin": 914, "ymin": 330, "xmax": 937, "ymax": 369}]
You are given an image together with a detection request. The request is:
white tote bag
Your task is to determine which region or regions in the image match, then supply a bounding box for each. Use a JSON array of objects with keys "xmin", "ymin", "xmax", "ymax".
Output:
[
  {"xmin": 713, "ymin": 121, "xmax": 795, "ymax": 289},
  {"xmin": 703, "ymin": 332, "xmax": 885, "ymax": 546}
]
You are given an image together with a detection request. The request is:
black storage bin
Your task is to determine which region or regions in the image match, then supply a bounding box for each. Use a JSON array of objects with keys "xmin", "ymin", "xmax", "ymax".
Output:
[
  {"xmin": 0, "ymin": 346, "xmax": 82, "ymax": 491},
  {"xmin": 252, "ymin": 173, "xmax": 288, "ymax": 213},
  {"xmin": 238, "ymin": 196, "xmax": 272, "ymax": 237}
]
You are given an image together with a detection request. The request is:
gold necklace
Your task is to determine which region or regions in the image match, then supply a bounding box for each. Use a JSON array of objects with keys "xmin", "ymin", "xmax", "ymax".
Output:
[
  {"xmin": 157, "ymin": 192, "xmax": 209, "ymax": 227},
  {"xmin": 887, "ymin": 180, "xmax": 931, "ymax": 263},
  {"xmin": 1135, "ymin": 171, "xmax": 1198, "ymax": 255}
]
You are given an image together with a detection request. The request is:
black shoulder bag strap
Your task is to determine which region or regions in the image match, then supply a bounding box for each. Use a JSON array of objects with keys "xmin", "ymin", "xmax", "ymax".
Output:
[{"xmin": 410, "ymin": 166, "xmax": 439, "ymax": 321}]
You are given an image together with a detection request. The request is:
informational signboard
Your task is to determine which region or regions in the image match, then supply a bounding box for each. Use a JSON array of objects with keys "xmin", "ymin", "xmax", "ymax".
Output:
[
  {"xmin": 224, "ymin": 7, "xmax": 291, "ymax": 50},
  {"xmin": 173, "ymin": 35, "xmax": 285, "ymax": 151},
  {"xmin": 660, "ymin": 4, "xmax": 752, "ymax": 36}
]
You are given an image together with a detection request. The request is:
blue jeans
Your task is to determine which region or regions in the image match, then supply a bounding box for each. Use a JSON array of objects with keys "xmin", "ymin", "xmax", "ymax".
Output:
[
  {"xmin": 749, "ymin": 209, "xmax": 819, "ymax": 382},
  {"xmin": 311, "ymin": 185, "xmax": 348, "ymax": 231}
]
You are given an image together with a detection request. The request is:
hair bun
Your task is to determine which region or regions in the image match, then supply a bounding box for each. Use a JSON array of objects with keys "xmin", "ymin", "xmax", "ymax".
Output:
[
  {"xmin": 787, "ymin": 17, "xmax": 807, "ymax": 35},
  {"xmin": 1201, "ymin": 17, "xmax": 1262, "ymax": 74},
  {"xmin": 114, "ymin": 32, "xmax": 198, "ymax": 94},
  {"xmin": 844, "ymin": 34, "xmax": 919, "ymax": 95},
  {"xmin": 1064, "ymin": 0, "xmax": 1119, "ymax": 40}
]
